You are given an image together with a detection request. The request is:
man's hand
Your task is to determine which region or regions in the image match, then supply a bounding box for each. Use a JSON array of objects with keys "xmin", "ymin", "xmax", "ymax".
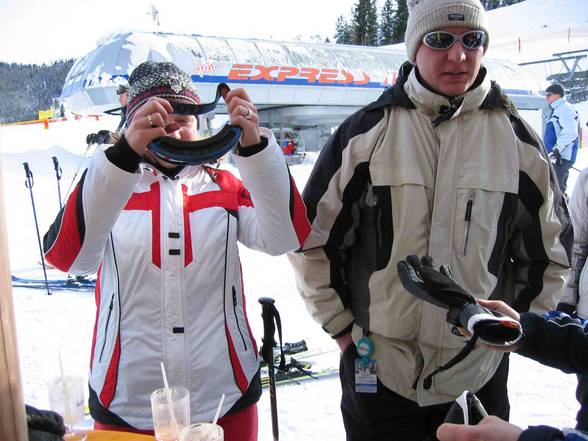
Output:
[
  {"xmin": 437, "ymin": 416, "xmax": 523, "ymax": 441},
  {"xmin": 335, "ymin": 333, "xmax": 354, "ymax": 353}
]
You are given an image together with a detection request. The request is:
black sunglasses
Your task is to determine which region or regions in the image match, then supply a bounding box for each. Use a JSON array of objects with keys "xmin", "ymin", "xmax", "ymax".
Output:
[
  {"xmin": 422, "ymin": 30, "xmax": 487, "ymax": 51},
  {"xmin": 170, "ymin": 82, "xmax": 231, "ymax": 116}
]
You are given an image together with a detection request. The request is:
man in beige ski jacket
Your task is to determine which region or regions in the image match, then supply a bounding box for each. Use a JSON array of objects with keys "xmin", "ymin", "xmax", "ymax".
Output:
[{"xmin": 288, "ymin": 0, "xmax": 572, "ymax": 439}]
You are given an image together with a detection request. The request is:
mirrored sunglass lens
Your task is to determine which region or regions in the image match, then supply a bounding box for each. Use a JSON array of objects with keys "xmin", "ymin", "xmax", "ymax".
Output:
[
  {"xmin": 462, "ymin": 31, "xmax": 486, "ymax": 49},
  {"xmin": 425, "ymin": 32, "xmax": 455, "ymax": 49}
]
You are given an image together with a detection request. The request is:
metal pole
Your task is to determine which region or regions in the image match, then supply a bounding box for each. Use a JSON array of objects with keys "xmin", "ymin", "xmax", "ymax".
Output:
[
  {"xmin": 23, "ymin": 162, "xmax": 51, "ymax": 295},
  {"xmin": 51, "ymin": 156, "xmax": 63, "ymax": 209},
  {"xmin": 259, "ymin": 297, "xmax": 279, "ymax": 441}
]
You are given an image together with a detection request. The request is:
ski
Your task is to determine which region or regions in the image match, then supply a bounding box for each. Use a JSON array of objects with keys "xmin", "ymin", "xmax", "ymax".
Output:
[
  {"xmin": 12, "ymin": 275, "xmax": 96, "ymax": 291},
  {"xmin": 260, "ymin": 341, "xmax": 341, "ymax": 388}
]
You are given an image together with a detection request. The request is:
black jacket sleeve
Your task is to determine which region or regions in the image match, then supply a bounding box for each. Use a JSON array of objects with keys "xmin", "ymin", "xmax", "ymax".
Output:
[
  {"xmin": 519, "ymin": 426, "xmax": 565, "ymax": 441},
  {"xmin": 517, "ymin": 311, "xmax": 588, "ymax": 375}
]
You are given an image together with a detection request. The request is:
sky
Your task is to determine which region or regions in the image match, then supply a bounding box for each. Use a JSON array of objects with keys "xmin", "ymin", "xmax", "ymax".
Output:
[{"xmin": 0, "ymin": 0, "xmax": 358, "ymax": 64}]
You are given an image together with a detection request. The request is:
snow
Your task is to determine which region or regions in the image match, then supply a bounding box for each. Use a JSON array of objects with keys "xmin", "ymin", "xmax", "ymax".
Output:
[{"xmin": 2, "ymin": 0, "xmax": 588, "ymax": 437}]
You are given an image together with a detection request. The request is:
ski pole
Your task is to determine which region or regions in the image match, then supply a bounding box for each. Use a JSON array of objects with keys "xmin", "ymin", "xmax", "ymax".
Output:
[
  {"xmin": 23, "ymin": 163, "xmax": 51, "ymax": 295},
  {"xmin": 259, "ymin": 297, "xmax": 286, "ymax": 441},
  {"xmin": 51, "ymin": 156, "xmax": 63, "ymax": 209}
]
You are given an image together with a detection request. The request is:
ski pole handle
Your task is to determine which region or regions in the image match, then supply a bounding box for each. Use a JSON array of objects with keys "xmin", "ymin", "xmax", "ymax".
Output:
[
  {"xmin": 23, "ymin": 162, "xmax": 33, "ymax": 188},
  {"xmin": 51, "ymin": 156, "xmax": 62, "ymax": 180},
  {"xmin": 259, "ymin": 297, "xmax": 276, "ymax": 364}
]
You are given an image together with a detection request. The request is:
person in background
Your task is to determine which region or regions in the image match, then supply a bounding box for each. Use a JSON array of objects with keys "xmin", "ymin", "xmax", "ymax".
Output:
[
  {"xmin": 543, "ymin": 83, "xmax": 581, "ymax": 194},
  {"xmin": 559, "ymin": 168, "xmax": 588, "ymax": 431},
  {"xmin": 43, "ymin": 61, "xmax": 310, "ymax": 440},
  {"xmin": 116, "ymin": 83, "xmax": 129, "ymax": 133},
  {"xmin": 288, "ymin": 0, "xmax": 572, "ymax": 439}
]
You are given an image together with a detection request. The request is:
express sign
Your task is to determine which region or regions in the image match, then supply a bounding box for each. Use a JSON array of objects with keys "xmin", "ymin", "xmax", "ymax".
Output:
[{"xmin": 227, "ymin": 64, "xmax": 376, "ymax": 86}]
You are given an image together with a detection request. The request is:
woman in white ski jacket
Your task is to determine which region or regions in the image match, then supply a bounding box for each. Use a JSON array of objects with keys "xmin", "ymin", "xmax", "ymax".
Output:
[{"xmin": 43, "ymin": 61, "xmax": 310, "ymax": 440}]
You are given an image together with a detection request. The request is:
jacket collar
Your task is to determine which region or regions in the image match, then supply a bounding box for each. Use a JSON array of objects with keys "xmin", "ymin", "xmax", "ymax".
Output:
[
  {"xmin": 366, "ymin": 62, "xmax": 514, "ymax": 122},
  {"xmin": 403, "ymin": 64, "xmax": 491, "ymax": 121},
  {"xmin": 550, "ymin": 96, "xmax": 566, "ymax": 110}
]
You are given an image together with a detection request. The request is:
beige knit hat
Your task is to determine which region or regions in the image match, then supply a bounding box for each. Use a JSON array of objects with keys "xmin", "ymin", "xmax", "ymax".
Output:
[{"xmin": 405, "ymin": 0, "xmax": 489, "ymax": 63}]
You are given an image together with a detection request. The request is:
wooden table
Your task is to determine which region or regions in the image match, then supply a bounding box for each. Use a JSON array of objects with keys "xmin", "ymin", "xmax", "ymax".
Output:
[{"xmin": 84, "ymin": 430, "xmax": 155, "ymax": 440}]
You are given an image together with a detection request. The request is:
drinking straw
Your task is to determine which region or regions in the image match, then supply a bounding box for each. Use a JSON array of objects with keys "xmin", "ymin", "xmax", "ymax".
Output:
[
  {"xmin": 212, "ymin": 394, "xmax": 225, "ymax": 425},
  {"xmin": 160, "ymin": 362, "xmax": 180, "ymax": 437}
]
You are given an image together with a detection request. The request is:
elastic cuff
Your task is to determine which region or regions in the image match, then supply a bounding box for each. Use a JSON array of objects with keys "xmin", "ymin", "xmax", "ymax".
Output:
[
  {"xmin": 236, "ymin": 136, "xmax": 269, "ymax": 157},
  {"xmin": 332, "ymin": 323, "xmax": 354, "ymax": 339},
  {"xmin": 105, "ymin": 135, "xmax": 142, "ymax": 173},
  {"xmin": 321, "ymin": 309, "xmax": 355, "ymax": 337},
  {"xmin": 518, "ymin": 425, "xmax": 564, "ymax": 441}
]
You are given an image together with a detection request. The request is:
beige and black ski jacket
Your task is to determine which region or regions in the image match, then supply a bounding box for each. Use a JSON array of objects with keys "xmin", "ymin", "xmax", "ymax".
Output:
[{"xmin": 289, "ymin": 62, "xmax": 572, "ymax": 405}]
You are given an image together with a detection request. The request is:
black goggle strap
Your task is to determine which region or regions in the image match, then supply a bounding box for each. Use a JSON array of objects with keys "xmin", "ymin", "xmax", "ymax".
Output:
[
  {"xmin": 171, "ymin": 82, "xmax": 231, "ymax": 116},
  {"xmin": 422, "ymin": 333, "xmax": 479, "ymax": 390},
  {"xmin": 148, "ymin": 124, "xmax": 242, "ymax": 166}
]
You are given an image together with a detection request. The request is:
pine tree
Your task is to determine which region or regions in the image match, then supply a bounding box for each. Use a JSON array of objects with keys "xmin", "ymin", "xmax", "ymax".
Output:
[
  {"xmin": 379, "ymin": 0, "xmax": 396, "ymax": 45},
  {"xmin": 352, "ymin": 0, "xmax": 379, "ymax": 46},
  {"xmin": 391, "ymin": 0, "xmax": 408, "ymax": 43},
  {"xmin": 485, "ymin": 0, "xmax": 501, "ymax": 9},
  {"xmin": 334, "ymin": 15, "xmax": 353, "ymax": 44}
]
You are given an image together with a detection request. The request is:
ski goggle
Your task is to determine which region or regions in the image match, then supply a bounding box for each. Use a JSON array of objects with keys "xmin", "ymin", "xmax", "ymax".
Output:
[
  {"xmin": 169, "ymin": 83, "xmax": 231, "ymax": 116},
  {"xmin": 148, "ymin": 83, "xmax": 243, "ymax": 166},
  {"xmin": 422, "ymin": 30, "xmax": 487, "ymax": 51}
]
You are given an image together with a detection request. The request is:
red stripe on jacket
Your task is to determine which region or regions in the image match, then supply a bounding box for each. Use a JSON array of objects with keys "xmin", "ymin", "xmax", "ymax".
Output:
[
  {"xmin": 181, "ymin": 169, "xmax": 254, "ymax": 267},
  {"xmin": 289, "ymin": 174, "xmax": 311, "ymax": 247},
  {"xmin": 123, "ymin": 182, "xmax": 161, "ymax": 268},
  {"xmin": 89, "ymin": 266, "xmax": 103, "ymax": 371},
  {"xmin": 99, "ymin": 331, "xmax": 121, "ymax": 408},
  {"xmin": 225, "ymin": 323, "xmax": 249, "ymax": 393},
  {"xmin": 45, "ymin": 184, "xmax": 84, "ymax": 271}
]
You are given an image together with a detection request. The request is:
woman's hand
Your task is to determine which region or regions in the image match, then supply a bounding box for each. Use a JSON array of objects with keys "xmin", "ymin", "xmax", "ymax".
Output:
[
  {"xmin": 124, "ymin": 97, "xmax": 173, "ymax": 155},
  {"xmin": 225, "ymin": 88, "xmax": 261, "ymax": 148}
]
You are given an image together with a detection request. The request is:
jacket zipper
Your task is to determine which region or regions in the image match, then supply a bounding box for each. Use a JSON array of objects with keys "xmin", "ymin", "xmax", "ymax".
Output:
[
  {"xmin": 463, "ymin": 190, "xmax": 476, "ymax": 256},
  {"xmin": 99, "ymin": 293, "xmax": 115, "ymax": 363},
  {"xmin": 232, "ymin": 286, "xmax": 247, "ymax": 351}
]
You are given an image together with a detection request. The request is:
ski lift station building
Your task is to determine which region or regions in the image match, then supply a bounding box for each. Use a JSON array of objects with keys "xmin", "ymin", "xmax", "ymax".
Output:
[{"xmin": 61, "ymin": 32, "xmax": 547, "ymax": 150}]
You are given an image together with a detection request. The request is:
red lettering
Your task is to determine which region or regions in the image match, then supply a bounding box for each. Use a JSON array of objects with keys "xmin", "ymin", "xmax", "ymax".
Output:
[
  {"xmin": 353, "ymin": 72, "xmax": 370, "ymax": 85},
  {"xmin": 318, "ymin": 69, "xmax": 339, "ymax": 84},
  {"xmin": 251, "ymin": 65, "xmax": 278, "ymax": 81},
  {"xmin": 276, "ymin": 66, "xmax": 299, "ymax": 82},
  {"xmin": 337, "ymin": 70, "xmax": 354, "ymax": 85},
  {"xmin": 299, "ymin": 67, "xmax": 320, "ymax": 83},
  {"xmin": 228, "ymin": 64, "xmax": 253, "ymax": 81}
]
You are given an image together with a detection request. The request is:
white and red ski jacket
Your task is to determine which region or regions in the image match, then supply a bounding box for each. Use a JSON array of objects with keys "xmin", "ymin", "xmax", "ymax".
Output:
[{"xmin": 43, "ymin": 129, "xmax": 310, "ymax": 428}]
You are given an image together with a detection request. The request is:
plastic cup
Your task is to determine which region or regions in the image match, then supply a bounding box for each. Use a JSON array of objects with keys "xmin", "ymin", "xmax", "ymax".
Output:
[
  {"xmin": 151, "ymin": 386, "xmax": 190, "ymax": 441},
  {"xmin": 180, "ymin": 423, "xmax": 224, "ymax": 441},
  {"xmin": 47, "ymin": 375, "xmax": 85, "ymax": 427}
]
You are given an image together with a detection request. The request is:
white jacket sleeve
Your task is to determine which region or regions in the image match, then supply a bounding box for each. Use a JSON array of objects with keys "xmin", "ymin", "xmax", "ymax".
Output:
[
  {"xmin": 43, "ymin": 149, "xmax": 142, "ymax": 274},
  {"xmin": 231, "ymin": 127, "xmax": 310, "ymax": 256}
]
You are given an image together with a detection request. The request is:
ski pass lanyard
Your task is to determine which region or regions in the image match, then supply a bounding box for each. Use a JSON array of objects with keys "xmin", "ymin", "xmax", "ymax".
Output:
[{"xmin": 355, "ymin": 331, "xmax": 377, "ymax": 394}]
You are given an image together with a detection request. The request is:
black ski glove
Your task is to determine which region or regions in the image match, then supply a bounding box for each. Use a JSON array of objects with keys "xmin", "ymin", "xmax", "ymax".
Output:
[{"xmin": 397, "ymin": 255, "xmax": 522, "ymax": 347}]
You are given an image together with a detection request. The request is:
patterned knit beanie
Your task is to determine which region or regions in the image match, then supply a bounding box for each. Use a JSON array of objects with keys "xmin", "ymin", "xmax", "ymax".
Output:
[
  {"xmin": 405, "ymin": 0, "xmax": 489, "ymax": 64},
  {"xmin": 127, "ymin": 61, "xmax": 201, "ymax": 120}
]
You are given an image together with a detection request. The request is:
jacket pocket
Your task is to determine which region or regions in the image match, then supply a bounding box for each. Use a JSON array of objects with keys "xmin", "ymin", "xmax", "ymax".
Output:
[
  {"xmin": 232, "ymin": 286, "xmax": 247, "ymax": 351},
  {"xmin": 98, "ymin": 293, "xmax": 116, "ymax": 363}
]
